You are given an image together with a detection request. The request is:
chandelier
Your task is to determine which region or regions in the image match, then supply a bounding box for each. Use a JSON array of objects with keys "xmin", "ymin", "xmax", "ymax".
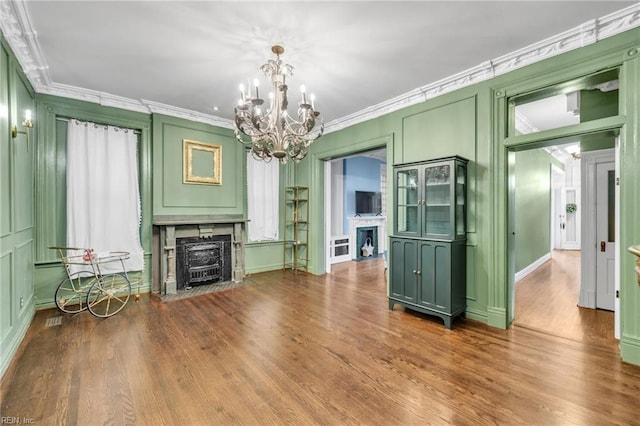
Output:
[{"xmin": 234, "ymin": 45, "xmax": 323, "ymax": 164}]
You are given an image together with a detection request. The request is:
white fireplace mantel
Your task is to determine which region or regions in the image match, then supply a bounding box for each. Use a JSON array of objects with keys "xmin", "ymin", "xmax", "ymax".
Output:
[{"xmin": 347, "ymin": 216, "xmax": 387, "ymax": 260}]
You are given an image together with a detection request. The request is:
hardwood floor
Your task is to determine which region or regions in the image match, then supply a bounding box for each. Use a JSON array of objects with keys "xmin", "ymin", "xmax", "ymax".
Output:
[
  {"xmin": 514, "ymin": 249, "xmax": 616, "ymax": 349},
  {"xmin": 3, "ymin": 258, "xmax": 640, "ymax": 425}
]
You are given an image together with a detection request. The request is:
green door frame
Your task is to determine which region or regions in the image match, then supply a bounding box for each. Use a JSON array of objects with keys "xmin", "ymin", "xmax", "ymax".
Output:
[{"xmin": 489, "ymin": 61, "xmax": 628, "ymax": 329}]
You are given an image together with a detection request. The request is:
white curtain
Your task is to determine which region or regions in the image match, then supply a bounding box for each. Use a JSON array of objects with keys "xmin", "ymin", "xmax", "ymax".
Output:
[
  {"xmin": 246, "ymin": 152, "xmax": 279, "ymax": 241},
  {"xmin": 66, "ymin": 120, "xmax": 144, "ymax": 274}
]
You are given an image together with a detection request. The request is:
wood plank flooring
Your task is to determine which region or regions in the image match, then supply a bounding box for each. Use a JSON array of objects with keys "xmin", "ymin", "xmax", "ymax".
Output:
[
  {"xmin": 3, "ymin": 258, "xmax": 640, "ymax": 425},
  {"xmin": 515, "ymin": 249, "xmax": 616, "ymax": 349}
]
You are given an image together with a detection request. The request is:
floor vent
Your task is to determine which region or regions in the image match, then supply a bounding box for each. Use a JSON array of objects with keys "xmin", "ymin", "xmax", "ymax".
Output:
[{"xmin": 45, "ymin": 316, "xmax": 63, "ymax": 327}]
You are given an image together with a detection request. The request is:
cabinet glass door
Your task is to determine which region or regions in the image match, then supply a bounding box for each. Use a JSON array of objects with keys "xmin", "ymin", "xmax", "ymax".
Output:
[
  {"xmin": 424, "ymin": 164, "xmax": 451, "ymax": 237},
  {"xmin": 455, "ymin": 163, "xmax": 466, "ymax": 238},
  {"xmin": 396, "ymin": 168, "xmax": 419, "ymax": 234}
]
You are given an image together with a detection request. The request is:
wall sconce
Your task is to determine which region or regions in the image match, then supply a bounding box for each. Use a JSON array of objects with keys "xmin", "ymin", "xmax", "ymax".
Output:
[{"xmin": 11, "ymin": 109, "xmax": 33, "ymax": 151}]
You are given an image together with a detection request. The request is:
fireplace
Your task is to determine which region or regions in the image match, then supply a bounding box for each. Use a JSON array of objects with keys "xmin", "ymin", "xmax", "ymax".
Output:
[
  {"xmin": 152, "ymin": 215, "xmax": 248, "ymax": 295},
  {"xmin": 347, "ymin": 216, "xmax": 386, "ymax": 261},
  {"xmin": 176, "ymin": 236, "xmax": 231, "ymax": 289}
]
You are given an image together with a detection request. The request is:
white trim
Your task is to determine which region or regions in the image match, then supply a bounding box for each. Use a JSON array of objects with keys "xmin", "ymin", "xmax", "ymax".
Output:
[
  {"xmin": 515, "ymin": 252, "xmax": 551, "ymax": 283},
  {"xmin": 1, "ymin": 2, "xmax": 638, "ymax": 131},
  {"xmin": 579, "ymin": 148, "xmax": 615, "ymax": 308},
  {"xmin": 347, "ymin": 216, "xmax": 387, "ymax": 260},
  {"xmin": 324, "ymin": 161, "xmax": 332, "ymax": 272}
]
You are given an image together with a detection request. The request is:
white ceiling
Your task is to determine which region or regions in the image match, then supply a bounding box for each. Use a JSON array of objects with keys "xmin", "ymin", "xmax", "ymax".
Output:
[{"xmin": 1, "ymin": 1, "xmax": 638, "ymax": 131}]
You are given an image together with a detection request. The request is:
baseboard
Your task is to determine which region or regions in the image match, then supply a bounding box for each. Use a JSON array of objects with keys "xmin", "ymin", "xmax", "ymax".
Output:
[
  {"xmin": 515, "ymin": 252, "xmax": 551, "ymax": 283},
  {"xmin": 464, "ymin": 307, "xmax": 488, "ymax": 323},
  {"xmin": 0, "ymin": 303, "xmax": 35, "ymax": 381},
  {"xmin": 245, "ymin": 264, "xmax": 286, "ymax": 274},
  {"xmin": 487, "ymin": 306, "xmax": 509, "ymax": 329},
  {"xmin": 620, "ymin": 335, "xmax": 640, "ymax": 367}
]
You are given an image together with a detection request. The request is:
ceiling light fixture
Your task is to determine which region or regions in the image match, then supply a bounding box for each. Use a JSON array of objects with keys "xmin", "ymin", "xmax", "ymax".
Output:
[{"xmin": 234, "ymin": 45, "xmax": 323, "ymax": 164}]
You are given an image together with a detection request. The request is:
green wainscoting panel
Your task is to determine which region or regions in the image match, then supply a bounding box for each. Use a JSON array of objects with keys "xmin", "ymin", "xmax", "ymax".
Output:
[
  {"xmin": 245, "ymin": 242, "xmax": 287, "ymax": 274},
  {"xmin": 152, "ymin": 114, "xmax": 241, "ymax": 215},
  {"xmin": 402, "ymin": 96, "xmax": 477, "ymax": 163},
  {"xmin": 13, "ymin": 74, "xmax": 34, "ymax": 233},
  {"xmin": 0, "ymin": 251, "xmax": 13, "ymax": 338},
  {"xmin": 1, "ymin": 42, "xmax": 10, "ymax": 236},
  {"xmin": 1, "ymin": 35, "xmax": 37, "ymax": 379},
  {"xmin": 34, "ymin": 263, "xmax": 66, "ymax": 309},
  {"xmin": 15, "ymin": 239, "xmax": 34, "ymax": 317}
]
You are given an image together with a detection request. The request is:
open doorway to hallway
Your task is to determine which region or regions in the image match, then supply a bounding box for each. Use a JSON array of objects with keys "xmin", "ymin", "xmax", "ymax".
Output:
[{"xmin": 511, "ymin": 141, "xmax": 618, "ymax": 348}]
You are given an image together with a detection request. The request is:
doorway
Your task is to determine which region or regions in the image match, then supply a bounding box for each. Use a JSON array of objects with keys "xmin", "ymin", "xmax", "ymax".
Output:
[
  {"xmin": 323, "ymin": 147, "xmax": 388, "ymax": 273},
  {"xmin": 510, "ymin": 137, "xmax": 619, "ymax": 346}
]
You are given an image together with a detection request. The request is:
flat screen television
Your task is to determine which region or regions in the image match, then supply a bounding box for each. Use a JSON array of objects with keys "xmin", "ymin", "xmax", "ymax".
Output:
[{"xmin": 355, "ymin": 191, "xmax": 382, "ymax": 215}]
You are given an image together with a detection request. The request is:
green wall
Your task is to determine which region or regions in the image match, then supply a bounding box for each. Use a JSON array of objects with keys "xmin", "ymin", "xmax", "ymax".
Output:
[
  {"xmin": 1, "ymin": 36, "xmax": 36, "ymax": 378},
  {"xmin": 298, "ymin": 28, "xmax": 640, "ymax": 364},
  {"xmin": 514, "ymin": 150, "xmax": 560, "ymax": 272},
  {"xmin": 151, "ymin": 114, "xmax": 239, "ymax": 216}
]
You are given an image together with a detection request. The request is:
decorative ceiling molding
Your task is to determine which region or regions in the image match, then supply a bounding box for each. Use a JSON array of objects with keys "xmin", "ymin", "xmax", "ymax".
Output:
[
  {"xmin": 1, "ymin": 2, "xmax": 638, "ymax": 134},
  {"xmin": 324, "ymin": 3, "xmax": 640, "ymax": 134},
  {"xmin": 0, "ymin": 0, "xmax": 50, "ymax": 89},
  {"xmin": 141, "ymin": 100, "xmax": 233, "ymax": 128}
]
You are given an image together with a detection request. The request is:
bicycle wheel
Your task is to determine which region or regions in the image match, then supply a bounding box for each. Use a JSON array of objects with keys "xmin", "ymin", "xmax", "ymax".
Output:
[
  {"xmin": 55, "ymin": 271, "xmax": 96, "ymax": 314},
  {"xmin": 86, "ymin": 273, "xmax": 131, "ymax": 318}
]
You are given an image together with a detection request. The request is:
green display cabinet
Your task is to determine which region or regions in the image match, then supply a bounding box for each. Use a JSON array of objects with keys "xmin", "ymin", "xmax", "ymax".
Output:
[
  {"xmin": 389, "ymin": 156, "xmax": 468, "ymax": 328},
  {"xmin": 394, "ymin": 156, "xmax": 467, "ymax": 241}
]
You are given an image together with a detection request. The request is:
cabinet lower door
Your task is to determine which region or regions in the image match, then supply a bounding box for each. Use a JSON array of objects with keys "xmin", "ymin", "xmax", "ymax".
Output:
[
  {"xmin": 418, "ymin": 241, "xmax": 451, "ymax": 312},
  {"xmin": 389, "ymin": 238, "xmax": 418, "ymax": 303}
]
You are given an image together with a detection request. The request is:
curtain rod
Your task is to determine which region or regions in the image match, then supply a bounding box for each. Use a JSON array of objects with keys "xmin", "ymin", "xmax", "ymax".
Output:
[{"xmin": 55, "ymin": 116, "xmax": 141, "ymax": 135}]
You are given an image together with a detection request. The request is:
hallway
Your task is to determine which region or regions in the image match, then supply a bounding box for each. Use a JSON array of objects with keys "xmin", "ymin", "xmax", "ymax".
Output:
[{"xmin": 514, "ymin": 249, "xmax": 616, "ymax": 349}]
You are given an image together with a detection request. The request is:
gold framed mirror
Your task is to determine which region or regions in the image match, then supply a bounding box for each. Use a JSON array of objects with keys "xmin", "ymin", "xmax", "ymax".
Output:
[{"xmin": 183, "ymin": 139, "xmax": 222, "ymax": 185}]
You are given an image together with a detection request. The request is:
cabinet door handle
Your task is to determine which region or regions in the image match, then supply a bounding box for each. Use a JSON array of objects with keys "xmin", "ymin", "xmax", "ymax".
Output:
[
  {"xmin": 412, "ymin": 270, "xmax": 417, "ymax": 274},
  {"xmin": 416, "ymin": 270, "xmax": 421, "ymax": 275}
]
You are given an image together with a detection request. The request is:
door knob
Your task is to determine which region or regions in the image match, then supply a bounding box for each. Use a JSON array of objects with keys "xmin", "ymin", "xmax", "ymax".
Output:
[{"xmin": 600, "ymin": 241, "xmax": 606, "ymax": 252}]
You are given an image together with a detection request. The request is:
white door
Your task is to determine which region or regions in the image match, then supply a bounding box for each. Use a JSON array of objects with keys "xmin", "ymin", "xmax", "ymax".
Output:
[
  {"xmin": 596, "ymin": 162, "xmax": 615, "ymax": 311},
  {"xmin": 561, "ymin": 187, "xmax": 580, "ymax": 250},
  {"xmin": 551, "ymin": 165, "xmax": 565, "ymax": 250}
]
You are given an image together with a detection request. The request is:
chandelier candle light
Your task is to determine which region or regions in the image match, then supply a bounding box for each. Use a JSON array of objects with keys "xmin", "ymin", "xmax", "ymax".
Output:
[{"xmin": 234, "ymin": 45, "xmax": 323, "ymax": 163}]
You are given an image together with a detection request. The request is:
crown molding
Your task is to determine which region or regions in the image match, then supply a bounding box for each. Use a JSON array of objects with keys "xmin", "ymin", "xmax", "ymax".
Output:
[
  {"xmin": 1, "ymin": 1, "xmax": 639, "ymax": 134},
  {"xmin": 323, "ymin": 3, "xmax": 640, "ymax": 134},
  {"xmin": 0, "ymin": 0, "xmax": 50, "ymax": 89},
  {"xmin": 141, "ymin": 100, "xmax": 234, "ymax": 129}
]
